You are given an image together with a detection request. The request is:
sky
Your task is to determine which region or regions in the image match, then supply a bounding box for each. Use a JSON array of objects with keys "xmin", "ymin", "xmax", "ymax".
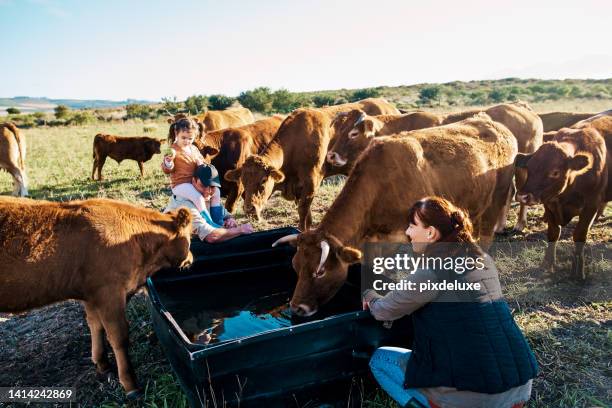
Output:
[{"xmin": 1, "ymin": 0, "xmax": 611, "ymax": 101}]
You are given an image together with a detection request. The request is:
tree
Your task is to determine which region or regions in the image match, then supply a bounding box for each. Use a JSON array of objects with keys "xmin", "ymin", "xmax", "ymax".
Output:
[
  {"xmin": 126, "ymin": 104, "xmax": 153, "ymax": 120},
  {"xmin": 208, "ymin": 94, "xmax": 236, "ymax": 110},
  {"xmin": 271, "ymin": 88, "xmax": 309, "ymax": 113},
  {"xmin": 161, "ymin": 96, "xmax": 182, "ymax": 115},
  {"xmin": 54, "ymin": 104, "xmax": 70, "ymax": 119},
  {"xmin": 184, "ymin": 95, "xmax": 209, "ymax": 114},
  {"xmin": 6, "ymin": 107, "xmax": 20, "ymax": 115},
  {"xmin": 312, "ymin": 94, "xmax": 336, "ymax": 107},
  {"xmin": 418, "ymin": 86, "xmax": 442, "ymax": 106},
  {"xmin": 238, "ymin": 87, "xmax": 274, "ymax": 114},
  {"xmin": 488, "ymin": 88, "xmax": 509, "ymax": 103},
  {"xmin": 349, "ymin": 88, "xmax": 381, "ymax": 102}
]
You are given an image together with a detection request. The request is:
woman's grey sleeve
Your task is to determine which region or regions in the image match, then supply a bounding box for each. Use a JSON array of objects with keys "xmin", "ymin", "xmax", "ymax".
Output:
[{"xmin": 368, "ymin": 269, "xmax": 440, "ymax": 321}]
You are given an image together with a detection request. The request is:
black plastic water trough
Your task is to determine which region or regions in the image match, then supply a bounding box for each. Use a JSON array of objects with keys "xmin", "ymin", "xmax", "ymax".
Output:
[{"xmin": 146, "ymin": 227, "xmax": 412, "ymax": 407}]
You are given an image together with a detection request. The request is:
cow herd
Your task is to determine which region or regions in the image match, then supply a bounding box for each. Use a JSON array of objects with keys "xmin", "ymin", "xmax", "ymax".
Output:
[{"xmin": 0, "ymin": 101, "xmax": 610, "ymax": 398}]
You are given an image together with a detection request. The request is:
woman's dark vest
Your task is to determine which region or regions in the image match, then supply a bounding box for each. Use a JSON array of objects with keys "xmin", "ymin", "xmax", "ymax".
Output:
[{"xmin": 403, "ymin": 253, "xmax": 539, "ymax": 394}]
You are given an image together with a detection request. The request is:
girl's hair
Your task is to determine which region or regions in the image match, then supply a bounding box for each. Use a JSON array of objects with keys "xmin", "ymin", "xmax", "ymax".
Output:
[
  {"xmin": 168, "ymin": 116, "xmax": 199, "ymax": 144},
  {"xmin": 407, "ymin": 196, "xmax": 483, "ymax": 256}
]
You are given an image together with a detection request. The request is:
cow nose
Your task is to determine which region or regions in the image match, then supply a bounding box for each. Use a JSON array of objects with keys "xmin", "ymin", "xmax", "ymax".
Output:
[
  {"xmin": 517, "ymin": 193, "xmax": 533, "ymax": 205},
  {"xmin": 180, "ymin": 252, "xmax": 193, "ymax": 269},
  {"xmin": 290, "ymin": 302, "xmax": 317, "ymax": 317},
  {"xmin": 326, "ymin": 151, "xmax": 338, "ymax": 164}
]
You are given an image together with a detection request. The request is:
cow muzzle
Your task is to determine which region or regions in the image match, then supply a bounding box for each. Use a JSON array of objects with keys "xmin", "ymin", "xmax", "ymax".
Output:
[
  {"xmin": 516, "ymin": 193, "xmax": 538, "ymax": 206},
  {"xmin": 326, "ymin": 152, "xmax": 347, "ymax": 167},
  {"xmin": 290, "ymin": 302, "xmax": 317, "ymax": 317}
]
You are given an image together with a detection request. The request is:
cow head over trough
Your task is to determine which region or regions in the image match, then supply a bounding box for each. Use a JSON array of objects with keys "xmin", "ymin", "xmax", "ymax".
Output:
[
  {"xmin": 153, "ymin": 207, "xmax": 194, "ymax": 270},
  {"xmin": 272, "ymin": 230, "xmax": 362, "ymax": 316},
  {"xmin": 515, "ymin": 133, "xmax": 594, "ymax": 206},
  {"xmin": 224, "ymin": 155, "xmax": 284, "ymax": 221},
  {"xmin": 327, "ymin": 109, "xmax": 383, "ymax": 169}
]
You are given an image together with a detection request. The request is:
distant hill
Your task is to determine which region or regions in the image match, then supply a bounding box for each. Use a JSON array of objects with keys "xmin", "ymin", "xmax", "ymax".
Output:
[{"xmin": 0, "ymin": 97, "xmax": 156, "ymax": 114}]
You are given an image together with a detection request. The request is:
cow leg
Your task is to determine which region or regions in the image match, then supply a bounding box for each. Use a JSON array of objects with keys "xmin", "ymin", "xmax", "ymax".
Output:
[
  {"xmin": 97, "ymin": 297, "xmax": 140, "ymax": 395},
  {"xmin": 91, "ymin": 158, "xmax": 98, "ymax": 180},
  {"xmin": 297, "ymin": 194, "xmax": 315, "ymax": 231},
  {"xmin": 225, "ymin": 184, "xmax": 240, "ymax": 214},
  {"xmin": 6, "ymin": 165, "xmax": 28, "ymax": 197},
  {"xmin": 571, "ymin": 205, "xmax": 598, "ymax": 279},
  {"xmin": 84, "ymin": 302, "xmax": 111, "ymax": 376},
  {"xmin": 97, "ymin": 155, "xmax": 107, "ymax": 181},
  {"xmin": 513, "ymin": 168, "xmax": 529, "ymax": 232},
  {"xmin": 137, "ymin": 161, "xmax": 144, "ymax": 178},
  {"xmin": 495, "ymin": 183, "xmax": 514, "ymax": 233},
  {"xmin": 513, "ymin": 203, "xmax": 529, "ymax": 232},
  {"xmin": 542, "ymin": 213, "xmax": 561, "ymax": 273}
]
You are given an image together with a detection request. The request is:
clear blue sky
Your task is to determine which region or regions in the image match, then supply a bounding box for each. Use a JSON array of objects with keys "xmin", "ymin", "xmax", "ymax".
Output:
[{"xmin": 1, "ymin": 0, "xmax": 610, "ymax": 101}]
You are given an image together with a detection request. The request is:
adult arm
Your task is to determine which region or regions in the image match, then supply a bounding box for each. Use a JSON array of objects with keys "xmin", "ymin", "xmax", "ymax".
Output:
[
  {"xmin": 363, "ymin": 268, "xmax": 440, "ymax": 321},
  {"xmin": 204, "ymin": 225, "xmax": 250, "ymax": 243}
]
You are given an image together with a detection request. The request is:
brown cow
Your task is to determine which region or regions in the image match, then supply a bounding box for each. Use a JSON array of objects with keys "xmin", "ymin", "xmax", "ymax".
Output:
[
  {"xmin": 0, "ymin": 197, "xmax": 193, "ymax": 398},
  {"xmin": 326, "ymin": 109, "xmax": 442, "ymax": 170},
  {"xmin": 196, "ymin": 107, "xmax": 255, "ymax": 132},
  {"xmin": 0, "ymin": 122, "xmax": 27, "ymax": 196},
  {"xmin": 271, "ymin": 113, "xmax": 518, "ymax": 315},
  {"xmin": 442, "ymin": 102, "xmax": 543, "ymax": 232},
  {"xmin": 92, "ymin": 134, "xmax": 163, "ymax": 181},
  {"xmin": 223, "ymin": 98, "xmax": 400, "ymax": 229},
  {"xmin": 201, "ymin": 116, "xmax": 283, "ymax": 213},
  {"xmin": 516, "ymin": 113, "xmax": 611, "ymax": 279},
  {"xmin": 538, "ymin": 111, "xmax": 598, "ymax": 132}
]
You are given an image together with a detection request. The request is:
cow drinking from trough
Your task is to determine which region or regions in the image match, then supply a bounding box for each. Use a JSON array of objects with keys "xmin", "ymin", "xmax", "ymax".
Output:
[
  {"xmin": 0, "ymin": 197, "xmax": 193, "ymax": 398},
  {"xmin": 516, "ymin": 112, "xmax": 611, "ymax": 279},
  {"xmin": 273, "ymin": 114, "xmax": 517, "ymax": 315},
  {"xmin": 0, "ymin": 122, "xmax": 27, "ymax": 196},
  {"xmin": 92, "ymin": 134, "xmax": 163, "ymax": 180},
  {"xmin": 224, "ymin": 98, "xmax": 400, "ymax": 230}
]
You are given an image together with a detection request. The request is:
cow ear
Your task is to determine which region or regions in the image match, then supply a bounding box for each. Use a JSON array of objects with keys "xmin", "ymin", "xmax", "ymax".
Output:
[
  {"xmin": 225, "ymin": 168, "xmax": 242, "ymax": 182},
  {"xmin": 336, "ymin": 245, "xmax": 362, "ymax": 264},
  {"xmin": 270, "ymin": 168, "xmax": 285, "ymax": 182},
  {"xmin": 543, "ymin": 131, "xmax": 557, "ymax": 142},
  {"xmin": 173, "ymin": 208, "xmax": 192, "ymax": 232},
  {"xmin": 167, "ymin": 118, "xmax": 174, "ymax": 124},
  {"xmin": 201, "ymin": 146, "xmax": 219, "ymax": 157},
  {"xmin": 569, "ymin": 153, "xmax": 593, "ymax": 175},
  {"xmin": 515, "ymin": 153, "xmax": 533, "ymax": 168}
]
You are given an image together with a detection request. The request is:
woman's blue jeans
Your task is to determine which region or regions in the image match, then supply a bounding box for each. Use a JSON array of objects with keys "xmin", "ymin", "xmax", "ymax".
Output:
[{"xmin": 369, "ymin": 347, "xmax": 431, "ymax": 408}]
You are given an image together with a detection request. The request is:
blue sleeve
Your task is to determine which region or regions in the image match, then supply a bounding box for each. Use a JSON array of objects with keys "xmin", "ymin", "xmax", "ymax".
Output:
[
  {"xmin": 210, "ymin": 205, "xmax": 230, "ymax": 225},
  {"xmin": 200, "ymin": 209, "xmax": 223, "ymax": 229}
]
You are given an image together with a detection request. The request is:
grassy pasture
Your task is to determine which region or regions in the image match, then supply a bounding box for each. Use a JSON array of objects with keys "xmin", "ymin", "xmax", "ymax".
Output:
[{"xmin": 0, "ymin": 112, "xmax": 610, "ymax": 408}]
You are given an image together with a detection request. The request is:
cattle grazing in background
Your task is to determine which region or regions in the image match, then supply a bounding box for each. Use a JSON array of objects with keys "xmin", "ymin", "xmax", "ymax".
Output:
[
  {"xmin": 271, "ymin": 113, "xmax": 518, "ymax": 315},
  {"xmin": 92, "ymin": 134, "xmax": 163, "ymax": 181},
  {"xmin": 224, "ymin": 98, "xmax": 400, "ymax": 229},
  {"xmin": 0, "ymin": 122, "xmax": 27, "ymax": 196},
  {"xmin": 516, "ymin": 111, "xmax": 611, "ymax": 279},
  {"xmin": 200, "ymin": 116, "xmax": 284, "ymax": 213},
  {"xmin": 538, "ymin": 111, "xmax": 598, "ymax": 132},
  {"xmin": 0, "ymin": 197, "xmax": 193, "ymax": 398}
]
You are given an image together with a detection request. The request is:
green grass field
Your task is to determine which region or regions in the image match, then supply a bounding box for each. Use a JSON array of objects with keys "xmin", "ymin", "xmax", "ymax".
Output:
[{"xmin": 0, "ymin": 113, "xmax": 610, "ymax": 408}]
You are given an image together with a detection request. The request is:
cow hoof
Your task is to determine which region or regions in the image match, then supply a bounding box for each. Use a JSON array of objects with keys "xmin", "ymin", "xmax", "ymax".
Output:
[
  {"xmin": 96, "ymin": 368, "xmax": 115, "ymax": 383},
  {"xmin": 126, "ymin": 389, "xmax": 143, "ymax": 401}
]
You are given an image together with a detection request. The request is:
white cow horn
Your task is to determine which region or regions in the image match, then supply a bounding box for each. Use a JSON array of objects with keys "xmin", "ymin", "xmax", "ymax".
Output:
[
  {"xmin": 316, "ymin": 240, "xmax": 330, "ymax": 276},
  {"xmin": 271, "ymin": 234, "xmax": 299, "ymax": 247},
  {"xmin": 354, "ymin": 112, "xmax": 367, "ymax": 126}
]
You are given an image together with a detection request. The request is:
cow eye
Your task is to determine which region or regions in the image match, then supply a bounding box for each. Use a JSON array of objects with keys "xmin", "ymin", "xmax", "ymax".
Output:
[
  {"xmin": 549, "ymin": 170, "xmax": 561, "ymax": 178},
  {"xmin": 348, "ymin": 129, "xmax": 360, "ymax": 139}
]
